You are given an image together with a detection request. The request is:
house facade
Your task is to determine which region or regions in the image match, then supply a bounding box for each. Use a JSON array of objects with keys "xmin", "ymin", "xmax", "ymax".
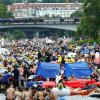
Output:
[{"xmin": 8, "ymin": 3, "xmax": 83, "ymax": 18}]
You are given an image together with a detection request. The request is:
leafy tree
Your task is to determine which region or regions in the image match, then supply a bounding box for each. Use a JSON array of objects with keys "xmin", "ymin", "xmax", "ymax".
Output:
[
  {"xmin": 0, "ymin": 3, "xmax": 13, "ymax": 18},
  {"xmin": 77, "ymin": 0, "xmax": 100, "ymax": 40},
  {"xmin": 70, "ymin": 10, "xmax": 83, "ymax": 18},
  {"xmin": 6, "ymin": 12, "xmax": 14, "ymax": 18},
  {"xmin": 4, "ymin": 32, "xmax": 14, "ymax": 40},
  {"xmin": 0, "ymin": 0, "xmax": 22, "ymax": 5},
  {"xmin": 0, "ymin": 0, "xmax": 12, "ymax": 5},
  {"xmin": 0, "ymin": 3, "xmax": 7, "ymax": 18},
  {"xmin": 68, "ymin": 0, "xmax": 83, "ymax": 3},
  {"xmin": 12, "ymin": 30, "xmax": 26, "ymax": 40},
  {"xmin": 3, "ymin": 12, "xmax": 13, "ymax": 18}
]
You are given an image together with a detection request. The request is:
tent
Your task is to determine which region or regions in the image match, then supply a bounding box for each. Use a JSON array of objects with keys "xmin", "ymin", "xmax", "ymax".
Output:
[
  {"xmin": 36, "ymin": 62, "xmax": 60, "ymax": 78},
  {"xmin": 64, "ymin": 62, "xmax": 92, "ymax": 79}
]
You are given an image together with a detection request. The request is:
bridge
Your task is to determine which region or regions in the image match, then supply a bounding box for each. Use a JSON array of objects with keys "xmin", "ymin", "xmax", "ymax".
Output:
[
  {"xmin": 0, "ymin": 23, "xmax": 78, "ymax": 31},
  {"xmin": 0, "ymin": 18, "xmax": 79, "ymax": 31}
]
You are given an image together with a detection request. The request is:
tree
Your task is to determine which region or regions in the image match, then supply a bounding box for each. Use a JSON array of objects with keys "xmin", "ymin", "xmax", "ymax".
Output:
[
  {"xmin": 70, "ymin": 10, "xmax": 83, "ymax": 18},
  {"xmin": 12, "ymin": 30, "xmax": 26, "ymax": 40},
  {"xmin": 68, "ymin": 0, "xmax": 82, "ymax": 3},
  {"xmin": 0, "ymin": 0, "xmax": 12, "ymax": 5},
  {"xmin": 77, "ymin": 0, "xmax": 100, "ymax": 40},
  {"xmin": 0, "ymin": 3, "xmax": 13, "ymax": 18},
  {"xmin": 4, "ymin": 32, "xmax": 14, "ymax": 40},
  {"xmin": 0, "ymin": 3, "xmax": 7, "ymax": 18},
  {"xmin": 6, "ymin": 12, "xmax": 14, "ymax": 18}
]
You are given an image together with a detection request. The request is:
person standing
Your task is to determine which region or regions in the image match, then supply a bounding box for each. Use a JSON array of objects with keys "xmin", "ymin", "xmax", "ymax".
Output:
[
  {"xmin": 22, "ymin": 87, "xmax": 32, "ymax": 100},
  {"xmin": 6, "ymin": 84, "xmax": 15, "ymax": 100},
  {"xmin": 33, "ymin": 86, "xmax": 44, "ymax": 100},
  {"xmin": 12, "ymin": 65, "xmax": 20, "ymax": 88},
  {"xmin": 15, "ymin": 87, "xmax": 22, "ymax": 100},
  {"xmin": 52, "ymin": 82, "xmax": 71, "ymax": 100}
]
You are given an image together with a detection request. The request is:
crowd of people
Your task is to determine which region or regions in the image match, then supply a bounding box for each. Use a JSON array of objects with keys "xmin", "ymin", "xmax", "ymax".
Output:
[{"xmin": 0, "ymin": 38, "xmax": 100, "ymax": 100}]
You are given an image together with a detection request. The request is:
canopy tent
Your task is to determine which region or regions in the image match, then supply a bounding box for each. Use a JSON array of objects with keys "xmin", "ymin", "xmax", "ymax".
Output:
[
  {"xmin": 64, "ymin": 62, "xmax": 92, "ymax": 79},
  {"xmin": 36, "ymin": 62, "xmax": 60, "ymax": 78}
]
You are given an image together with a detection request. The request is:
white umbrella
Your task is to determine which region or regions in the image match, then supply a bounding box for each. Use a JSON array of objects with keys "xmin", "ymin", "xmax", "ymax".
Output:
[
  {"xmin": 28, "ymin": 75, "xmax": 37, "ymax": 80},
  {"xmin": 0, "ymin": 68, "xmax": 7, "ymax": 74},
  {"xmin": 0, "ymin": 48, "xmax": 10, "ymax": 55},
  {"xmin": 46, "ymin": 38, "xmax": 54, "ymax": 44},
  {"xmin": 66, "ymin": 52, "xmax": 77, "ymax": 58}
]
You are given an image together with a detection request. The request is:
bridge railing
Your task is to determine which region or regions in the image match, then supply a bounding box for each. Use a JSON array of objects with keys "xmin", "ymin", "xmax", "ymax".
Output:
[{"xmin": 0, "ymin": 18, "xmax": 80, "ymax": 25}]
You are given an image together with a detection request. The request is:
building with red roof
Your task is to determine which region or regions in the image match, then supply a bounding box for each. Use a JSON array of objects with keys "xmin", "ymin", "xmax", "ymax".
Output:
[{"xmin": 8, "ymin": 3, "xmax": 83, "ymax": 18}]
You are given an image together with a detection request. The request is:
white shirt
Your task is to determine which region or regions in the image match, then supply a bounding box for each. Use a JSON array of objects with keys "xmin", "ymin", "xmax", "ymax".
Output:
[{"xmin": 52, "ymin": 87, "xmax": 71, "ymax": 96}]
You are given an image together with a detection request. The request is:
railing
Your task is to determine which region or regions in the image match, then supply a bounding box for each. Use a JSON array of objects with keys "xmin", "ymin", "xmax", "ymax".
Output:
[{"xmin": 0, "ymin": 18, "xmax": 80, "ymax": 25}]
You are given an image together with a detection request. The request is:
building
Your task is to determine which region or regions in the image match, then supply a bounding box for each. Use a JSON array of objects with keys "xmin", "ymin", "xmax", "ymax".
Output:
[{"xmin": 8, "ymin": 3, "xmax": 83, "ymax": 18}]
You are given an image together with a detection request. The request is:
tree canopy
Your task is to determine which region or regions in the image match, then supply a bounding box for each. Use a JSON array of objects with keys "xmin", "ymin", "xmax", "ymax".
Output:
[
  {"xmin": 12, "ymin": 30, "xmax": 27, "ymax": 40},
  {"xmin": 77, "ymin": 0, "xmax": 100, "ymax": 40},
  {"xmin": 70, "ymin": 10, "xmax": 83, "ymax": 18},
  {"xmin": 5, "ymin": 29, "xmax": 27, "ymax": 40},
  {"xmin": 0, "ymin": 3, "xmax": 13, "ymax": 18}
]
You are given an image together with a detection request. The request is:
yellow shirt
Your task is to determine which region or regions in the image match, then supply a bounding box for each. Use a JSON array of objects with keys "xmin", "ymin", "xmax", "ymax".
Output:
[{"xmin": 58, "ymin": 56, "xmax": 62, "ymax": 63}]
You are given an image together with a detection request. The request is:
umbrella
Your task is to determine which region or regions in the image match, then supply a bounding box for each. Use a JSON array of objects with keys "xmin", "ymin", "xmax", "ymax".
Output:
[{"xmin": 66, "ymin": 52, "xmax": 77, "ymax": 58}]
